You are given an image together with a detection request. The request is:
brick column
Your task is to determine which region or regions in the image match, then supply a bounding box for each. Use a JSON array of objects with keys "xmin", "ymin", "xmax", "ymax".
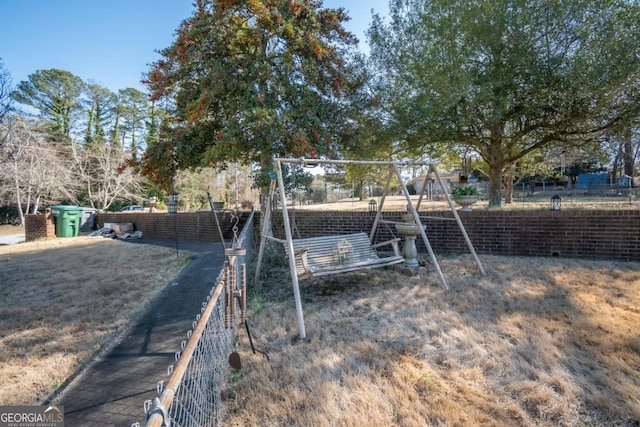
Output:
[{"xmin": 25, "ymin": 209, "xmax": 56, "ymax": 241}]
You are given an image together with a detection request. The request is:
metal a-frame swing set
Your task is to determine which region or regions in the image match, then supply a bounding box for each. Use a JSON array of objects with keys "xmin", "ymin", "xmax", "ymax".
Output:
[{"xmin": 255, "ymin": 157, "xmax": 485, "ymax": 340}]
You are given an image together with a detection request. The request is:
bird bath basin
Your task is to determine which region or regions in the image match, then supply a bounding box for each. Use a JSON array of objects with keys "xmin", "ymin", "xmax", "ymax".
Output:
[{"xmin": 395, "ymin": 215, "xmax": 425, "ymax": 268}]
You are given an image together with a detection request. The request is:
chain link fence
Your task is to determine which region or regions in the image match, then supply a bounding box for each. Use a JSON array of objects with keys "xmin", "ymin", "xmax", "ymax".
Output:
[{"xmin": 133, "ymin": 210, "xmax": 254, "ymax": 427}]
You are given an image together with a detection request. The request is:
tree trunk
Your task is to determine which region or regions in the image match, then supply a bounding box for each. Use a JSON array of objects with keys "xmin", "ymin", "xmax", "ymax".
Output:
[
  {"xmin": 612, "ymin": 148, "xmax": 621, "ymax": 185},
  {"xmin": 13, "ymin": 159, "xmax": 24, "ymax": 225},
  {"xmin": 622, "ymin": 127, "xmax": 634, "ymax": 179},
  {"xmin": 24, "ymin": 190, "xmax": 31, "ymax": 217},
  {"xmin": 503, "ymin": 177, "xmax": 514, "ymax": 204},
  {"xmin": 502, "ymin": 164, "xmax": 515, "ymax": 204},
  {"xmin": 32, "ymin": 195, "xmax": 41, "ymax": 214},
  {"xmin": 485, "ymin": 131, "xmax": 505, "ymax": 209},
  {"xmin": 487, "ymin": 162, "xmax": 503, "ymax": 209}
]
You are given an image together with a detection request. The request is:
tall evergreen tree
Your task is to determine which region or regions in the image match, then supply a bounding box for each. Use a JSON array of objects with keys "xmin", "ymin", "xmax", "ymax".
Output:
[
  {"xmin": 143, "ymin": 0, "xmax": 358, "ymax": 192},
  {"xmin": 13, "ymin": 69, "xmax": 85, "ymax": 143},
  {"xmin": 117, "ymin": 87, "xmax": 149, "ymax": 160},
  {"xmin": 83, "ymin": 82, "xmax": 115, "ymax": 147}
]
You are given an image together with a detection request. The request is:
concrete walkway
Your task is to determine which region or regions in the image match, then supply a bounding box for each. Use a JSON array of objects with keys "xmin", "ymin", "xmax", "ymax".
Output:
[
  {"xmin": 51, "ymin": 239, "xmax": 226, "ymax": 427},
  {"xmin": 0, "ymin": 233, "xmax": 25, "ymax": 245}
]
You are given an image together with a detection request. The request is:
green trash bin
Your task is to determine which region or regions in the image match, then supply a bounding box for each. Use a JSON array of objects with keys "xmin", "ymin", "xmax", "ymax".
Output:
[{"xmin": 50, "ymin": 205, "xmax": 83, "ymax": 237}]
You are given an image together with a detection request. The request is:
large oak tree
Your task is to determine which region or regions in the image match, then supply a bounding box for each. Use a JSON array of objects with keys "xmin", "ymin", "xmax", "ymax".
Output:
[
  {"xmin": 369, "ymin": 0, "xmax": 640, "ymax": 208},
  {"xmin": 143, "ymin": 0, "xmax": 359, "ymax": 196}
]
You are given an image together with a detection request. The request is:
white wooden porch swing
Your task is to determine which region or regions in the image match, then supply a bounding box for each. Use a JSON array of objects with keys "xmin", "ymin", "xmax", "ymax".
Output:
[{"xmin": 255, "ymin": 157, "xmax": 485, "ymax": 340}]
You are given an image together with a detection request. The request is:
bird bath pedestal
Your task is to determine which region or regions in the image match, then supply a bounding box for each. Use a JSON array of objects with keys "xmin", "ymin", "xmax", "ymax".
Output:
[{"xmin": 395, "ymin": 214, "xmax": 425, "ymax": 268}]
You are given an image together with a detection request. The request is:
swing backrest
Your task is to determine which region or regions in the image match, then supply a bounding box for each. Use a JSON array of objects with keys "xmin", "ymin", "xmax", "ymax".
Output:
[{"xmin": 291, "ymin": 232, "xmax": 403, "ymax": 277}]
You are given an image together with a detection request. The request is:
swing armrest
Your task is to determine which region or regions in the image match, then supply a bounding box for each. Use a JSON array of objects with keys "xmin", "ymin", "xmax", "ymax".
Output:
[
  {"xmin": 372, "ymin": 238, "xmax": 401, "ymax": 257},
  {"xmin": 294, "ymin": 248, "xmax": 310, "ymax": 275},
  {"xmin": 265, "ymin": 235, "xmax": 287, "ymax": 244}
]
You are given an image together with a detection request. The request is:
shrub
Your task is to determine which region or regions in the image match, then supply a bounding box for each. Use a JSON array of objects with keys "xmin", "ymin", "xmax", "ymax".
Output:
[{"xmin": 451, "ymin": 185, "xmax": 479, "ymax": 197}]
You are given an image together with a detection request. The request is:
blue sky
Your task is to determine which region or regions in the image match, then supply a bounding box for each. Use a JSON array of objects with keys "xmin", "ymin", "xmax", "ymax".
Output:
[{"xmin": 0, "ymin": 0, "xmax": 388, "ymax": 93}]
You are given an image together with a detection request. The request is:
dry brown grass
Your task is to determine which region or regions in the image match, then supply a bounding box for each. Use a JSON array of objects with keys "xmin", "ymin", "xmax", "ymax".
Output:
[
  {"xmin": 225, "ymin": 255, "xmax": 640, "ymax": 426},
  {"xmin": 0, "ymin": 224, "xmax": 23, "ymax": 236},
  {"xmin": 0, "ymin": 236, "xmax": 193, "ymax": 405},
  {"xmin": 294, "ymin": 194, "xmax": 640, "ymax": 212}
]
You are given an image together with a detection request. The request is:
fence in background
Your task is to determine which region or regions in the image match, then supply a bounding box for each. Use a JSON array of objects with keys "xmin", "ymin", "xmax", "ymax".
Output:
[{"xmin": 133, "ymin": 210, "xmax": 254, "ymax": 427}]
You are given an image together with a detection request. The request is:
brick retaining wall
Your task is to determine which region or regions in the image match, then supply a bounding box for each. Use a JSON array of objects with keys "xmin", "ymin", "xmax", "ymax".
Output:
[
  {"xmin": 25, "ymin": 208, "xmax": 640, "ymax": 261},
  {"xmin": 95, "ymin": 211, "xmax": 247, "ymax": 242},
  {"xmin": 270, "ymin": 210, "xmax": 640, "ymax": 261}
]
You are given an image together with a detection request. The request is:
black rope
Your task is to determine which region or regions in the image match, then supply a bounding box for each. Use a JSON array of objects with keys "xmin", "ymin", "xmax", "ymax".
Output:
[{"xmin": 245, "ymin": 319, "xmax": 269, "ymax": 360}]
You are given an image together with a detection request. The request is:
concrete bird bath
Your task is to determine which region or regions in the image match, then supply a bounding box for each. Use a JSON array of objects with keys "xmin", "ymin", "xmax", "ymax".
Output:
[{"xmin": 395, "ymin": 214, "xmax": 425, "ymax": 268}]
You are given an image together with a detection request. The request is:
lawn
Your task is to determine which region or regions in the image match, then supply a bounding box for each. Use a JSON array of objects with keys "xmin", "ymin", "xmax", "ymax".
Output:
[
  {"xmin": 224, "ymin": 254, "xmax": 640, "ymax": 426},
  {"xmin": 0, "ymin": 235, "xmax": 193, "ymax": 405},
  {"xmin": 0, "ymin": 224, "xmax": 23, "ymax": 236},
  {"xmin": 2, "ymin": 215, "xmax": 639, "ymax": 425},
  {"xmin": 293, "ymin": 193, "xmax": 640, "ymax": 212}
]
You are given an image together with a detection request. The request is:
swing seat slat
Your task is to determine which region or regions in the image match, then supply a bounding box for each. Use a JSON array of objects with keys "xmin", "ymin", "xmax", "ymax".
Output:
[{"xmin": 290, "ymin": 232, "xmax": 404, "ymax": 278}]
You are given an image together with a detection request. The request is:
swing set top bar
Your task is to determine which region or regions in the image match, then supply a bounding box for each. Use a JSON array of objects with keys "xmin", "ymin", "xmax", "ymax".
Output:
[{"xmin": 273, "ymin": 157, "xmax": 435, "ymax": 167}]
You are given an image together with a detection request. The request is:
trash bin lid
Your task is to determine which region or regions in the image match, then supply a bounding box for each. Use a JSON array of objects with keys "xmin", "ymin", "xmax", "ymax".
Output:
[{"xmin": 49, "ymin": 205, "xmax": 84, "ymax": 211}]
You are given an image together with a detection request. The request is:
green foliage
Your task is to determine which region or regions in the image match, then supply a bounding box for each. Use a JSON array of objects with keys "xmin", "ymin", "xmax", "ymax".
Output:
[
  {"xmin": 116, "ymin": 87, "xmax": 149, "ymax": 160},
  {"xmin": 369, "ymin": 0, "xmax": 640, "ymax": 208},
  {"xmin": 253, "ymin": 164, "xmax": 313, "ymax": 201},
  {"xmin": 5, "ymin": 67, "xmax": 151, "ymax": 212},
  {"xmin": 0, "ymin": 205, "xmax": 18, "ymax": 224},
  {"xmin": 247, "ymin": 292, "xmax": 264, "ymax": 317},
  {"xmin": 174, "ymin": 167, "xmax": 227, "ymax": 210},
  {"xmin": 451, "ymin": 185, "xmax": 479, "ymax": 197},
  {"xmin": 83, "ymin": 83, "xmax": 114, "ymax": 146},
  {"xmin": 143, "ymin": 0, "xmax": 360, "ymax": 190},
  {"xmin": 568, "ymin": 160, "xmax": 605, "ymax": 177},
  {"xmin": 13, "ymin": 69, "xmax": 85, "ymax": 142},
  {"xmin": 345, "ymin": 162, "xmax": 391, "ymax": 200}
]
